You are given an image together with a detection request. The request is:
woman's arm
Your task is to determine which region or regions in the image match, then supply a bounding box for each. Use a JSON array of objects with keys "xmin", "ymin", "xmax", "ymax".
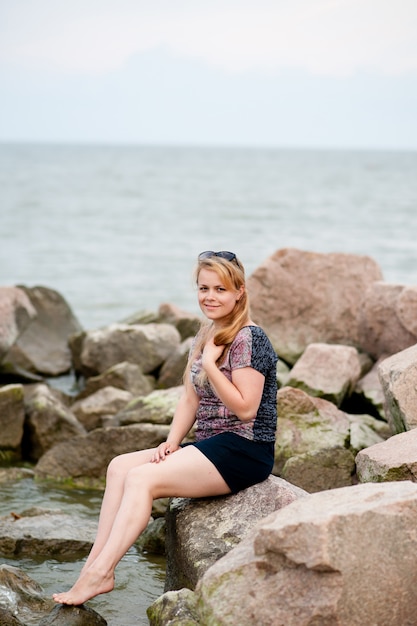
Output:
[
  {"xmin": 202, "ymin": 337, "xmax": 264, "ymax": 421},
  {"xmin": 151, "ymin": 379, "xmax": 199, "ymax": 462}
]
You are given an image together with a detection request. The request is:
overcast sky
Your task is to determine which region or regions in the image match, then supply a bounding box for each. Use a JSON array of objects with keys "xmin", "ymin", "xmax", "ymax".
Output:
[{"xmin": 1, "ymin": 0, "xmax": 416, "ymax": 150}]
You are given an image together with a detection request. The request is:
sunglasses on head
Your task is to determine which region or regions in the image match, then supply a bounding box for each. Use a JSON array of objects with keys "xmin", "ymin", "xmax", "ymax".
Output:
[{"xmin": 198, "ymin": 250, "xmax": 240, "ymax": 266}]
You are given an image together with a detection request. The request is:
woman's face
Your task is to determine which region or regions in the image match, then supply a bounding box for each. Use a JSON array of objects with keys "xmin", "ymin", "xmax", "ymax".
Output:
[{"xmin": 197, "ymin": 267, "xmax": 243, "ymax": 324}]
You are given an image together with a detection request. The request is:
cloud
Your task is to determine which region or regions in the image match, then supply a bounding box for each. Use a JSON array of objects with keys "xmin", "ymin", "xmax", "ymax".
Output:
[{"xmin": 1, "ymin": 0, "xmax": 417, "ymax": 77}]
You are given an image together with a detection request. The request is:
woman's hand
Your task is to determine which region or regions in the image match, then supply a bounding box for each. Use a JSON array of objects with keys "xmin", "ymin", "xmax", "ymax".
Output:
[
  {"xmin": 202, "ymin": 336, "xmax": 225, "ymax": 369},
  {"xmin": 150, "ymin": 441, "xmax": 180, "ymax": 463}
]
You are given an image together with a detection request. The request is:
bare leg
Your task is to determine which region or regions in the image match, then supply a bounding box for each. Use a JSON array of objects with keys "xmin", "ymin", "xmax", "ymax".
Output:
[
  {"xmin": 53, "ymin": 446, "xmax": 230, "ymax": 605},
  {"xmin": 80, "ymin": 448, "xmax": 155, "ymax": 573}
]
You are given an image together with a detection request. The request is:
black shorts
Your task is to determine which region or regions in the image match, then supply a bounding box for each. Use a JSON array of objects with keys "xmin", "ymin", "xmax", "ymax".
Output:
[{"xmin": 182, "ymin": 431, "xmax": 275, "ymax": 494}]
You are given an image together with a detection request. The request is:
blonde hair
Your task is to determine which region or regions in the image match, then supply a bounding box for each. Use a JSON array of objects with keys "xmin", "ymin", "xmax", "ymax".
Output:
[{"xmin": 183, "ymin": 254, "xmax": 250, "ymax": 384}]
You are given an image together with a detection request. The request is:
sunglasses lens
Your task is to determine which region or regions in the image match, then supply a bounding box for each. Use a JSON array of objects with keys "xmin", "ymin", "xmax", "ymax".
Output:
[{"xmin": 198, "ymin": 250, "xmax": 236, "ymax": 262}]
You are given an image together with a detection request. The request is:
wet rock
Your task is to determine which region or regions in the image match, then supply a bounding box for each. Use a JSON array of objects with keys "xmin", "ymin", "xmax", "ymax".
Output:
[
  {"xmin": 195, "ymin": 482, "xmax": 417, "ymax": 626},
  {"xmin": 0, "ymin": 384, "xmax": 25, "ymax": 451},
  {"xmin": 247, "ymin": 248, "xmax": 383, "ymax": 364},
  {"xmin": 34, "ymin": 424, "xmax": 170, "ymax": 481},
  {"xmin": 0, "ymin": 467, "xmax": 34, "ymax": 484},
  {"xmin": 71, "ymin": 386, "xmax": 133, "ymax": 431},
  {"xmin": 39, "ymin": 603, "xmax": 107, "ymax": 625},
  {"xmin": 76, "ymin": 323, "xmax": 181, "ymax": 377},
  {"xmin": 378, "ymin": 344, "xmax": 417, "ymax": 433},
  {"xmin": 147, "ymin": 588, "xmax": 199, "ymax": 626},
  {"xmin": 0, "ymin": 607, "xmax": 24, "ymax": 625},
  {"xmin": 0, "ymin": 508, "xmax": 97, "ymax": 557},
  {"xmin": 165, "ymin": 475, "xmax": 307, "ymax": 592},
  {"xmin": 287, "ymin": 343, "xmax": 362, "ymax": 407},
  {"xmin": 24, "ymin": 384, "xmax": 86, "ymax": 461},
  {"xmin": 0, "ymin": 564, "xmax": 54, "ymax": 623},
  {"xmin": 3, "ymin": 286, "xmax": 82, "ymax": 376},
  {"xmin": 356, "ymin": 427, "xmax": 417, "ymax": 483}
]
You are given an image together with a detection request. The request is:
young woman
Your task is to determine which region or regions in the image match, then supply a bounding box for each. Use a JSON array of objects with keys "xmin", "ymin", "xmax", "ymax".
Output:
[{"xmin": 53, "ymin": 250, "xmax": 278, "ymax": 606}]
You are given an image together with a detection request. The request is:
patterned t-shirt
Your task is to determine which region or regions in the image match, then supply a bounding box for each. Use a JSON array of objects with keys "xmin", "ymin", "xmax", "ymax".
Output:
[{"xmin": 190, "ymin": 325, "xmax": 278, "ymax": 443}]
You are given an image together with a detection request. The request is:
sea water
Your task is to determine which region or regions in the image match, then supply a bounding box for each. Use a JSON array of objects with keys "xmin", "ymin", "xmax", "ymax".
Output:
[{"xmin": 1, "ymin": 143, "xmax": 416, "ymax": 330}]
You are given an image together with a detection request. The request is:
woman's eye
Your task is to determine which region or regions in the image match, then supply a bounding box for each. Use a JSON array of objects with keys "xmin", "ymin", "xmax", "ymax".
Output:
[{"xmin": 217, "ymin": 287, "xmax": 226, "ymax": 292}]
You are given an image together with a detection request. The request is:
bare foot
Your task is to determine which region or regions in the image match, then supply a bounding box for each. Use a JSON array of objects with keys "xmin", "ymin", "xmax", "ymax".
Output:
[{"xmin": 52, "ymin": 568, "xmax": 114, "ymax": 605}]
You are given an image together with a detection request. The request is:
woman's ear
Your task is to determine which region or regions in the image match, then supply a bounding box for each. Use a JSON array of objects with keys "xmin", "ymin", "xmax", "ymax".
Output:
[{"xmin": 236, "ymin": 285, "xmax": 245, "ymax": 302}]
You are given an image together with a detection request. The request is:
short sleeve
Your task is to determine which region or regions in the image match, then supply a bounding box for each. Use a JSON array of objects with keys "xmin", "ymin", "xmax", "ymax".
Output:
[
  {"xmin": 228, "ymin": 327, "xmax": 254, "ymax": 371},
  {"xmin": 228, "ymin": 327, "xmax": 276, "ymax": 377}
]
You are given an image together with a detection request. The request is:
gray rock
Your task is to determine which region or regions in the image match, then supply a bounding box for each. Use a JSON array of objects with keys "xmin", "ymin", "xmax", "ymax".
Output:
[
  {"xmin": 117, "ymin": 386, "xmax": 184, "ymax": 426},
  {"xmin": 34, "ymin": 424, "xmax": 170, "ymax": 481},
  {"xmin": 0, "ymin": 287, "xmax": 36, "ymax": 362},
  {"xmin": 247, "ymin": 248, "xmax": 383, "ymax": 364},
  {"xmin": 157, "ymin": 302, "xmax": 201, "ymax": 340},
  {"xmin": 0, "ymin": 508, "xmax": 97, "ymax": 557},
  {"xmin": 356, "ymin": 427, "xmax": 417, "ymax": 483},
  {"xmin": 158, "ymin": 337, "xmax": 193, "ymax": 389},
  {"xmin": 76, "ymin": 361, "xmax": 154, "ymax": 400},
  {"xmin": 274, "ymin": 386, "xmax": 353, "ymax": 490},
  {"xmin": 358, "ymin": 282, "xmax": 417, "ymax": 360},
  {"xmin": 353, "ymin": 359, "xmax": 387, "ymax": 420},
  {"xmin": 39, "ymin": 604, "xmax": 107, "ymax": 625},
  {"xmin": 0, "ymin": 384, "xmax": 25, "ymax": 450},
  {"xmin": 147, "ymin": 588, "xmax": 199, "ymax": 626},
  {"xmin": 3, "ymin": 286, "xmax": 82, "ymax": 376},
  {"xmin": 0, "ymin": 564, "xmax": 54, "ymax": 624},
  {"xmin": 196, "ymin": 482, "xmax": 417, "ymax": 626},
  {"xmin": 0, "ymin": 565, "xmax": 107, "ymax": 625},
  {"xmin": 287, "ymin": 343, "xmax": 362, "ymax": 406},
  {"xmin": 164, "ymin": 475, "xmax": 307, "ymax": 592},
  {"xmin": 71, "ymin": 386, "xmax": 133, "ymax": 431},
  {"xmin": 78, "ymin": 323, "xmax": 181, "ymax": 377},
  {"xmin": 378, "ymin": 344, "xmax": 417, "ymax": 433},
  {"xmin": 24, "ymin": 384, "xmax": 86, "ymax": 461}
]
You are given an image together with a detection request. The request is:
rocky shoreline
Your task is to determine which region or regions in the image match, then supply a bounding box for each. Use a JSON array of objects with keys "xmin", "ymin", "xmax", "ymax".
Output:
[{"xmin": 1, "ymin": 247, "xmax": 417, "ymax": 625}]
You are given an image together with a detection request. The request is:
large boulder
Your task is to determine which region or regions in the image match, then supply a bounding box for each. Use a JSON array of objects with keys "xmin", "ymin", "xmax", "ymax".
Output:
[
  {"xmin": 0, "ymin": 287, "xmax": 36, "ymax": 363},
  {"xmin": 356, "ymin": 428, "xmax": 417, "ymax": 483},
  {"xmin": 164, "ymin": 475, "xmax": 307, "ymax": 592},
  {"xmin": 194, "ymin": 481, "xmax": 417, "ymax": 626},
  {"xmin": 287, "ymin": 343, "xmax": 362, "ymax": 407},
  {"xmin": 273, "ymin": 387, "xmax": 355, "ymax": 492},
  {"xmin": 247, "ymin": 248, "xmax": 383, "ymax": 364},
  {"xmin": 24, "ymin": 384, "xmax": 86, "ymax": 461},
  {"xmin": 358, "ymin": 282, "xmax": 417, "ymax": 360},
  {"xmin": 75, "ymin": 323, "xmax": 181, "ymax": 377},
  {"xmin": 377, "ymin": 344, "xmax": 417, "ymax": 433},
  {"xmin": 0, "ymin": 508, "xmax": 97, "ymax": 557},
  {"xmin": 274, "ymin": 386, "xmax": 387, "ymax": 491},
  {"xmin": 34, "ymin": 424, "xmax": 170, "ymax": 482},
  {"xmin": 2, "ymin": 286, "xmax": 82, "ymax": 376}
]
